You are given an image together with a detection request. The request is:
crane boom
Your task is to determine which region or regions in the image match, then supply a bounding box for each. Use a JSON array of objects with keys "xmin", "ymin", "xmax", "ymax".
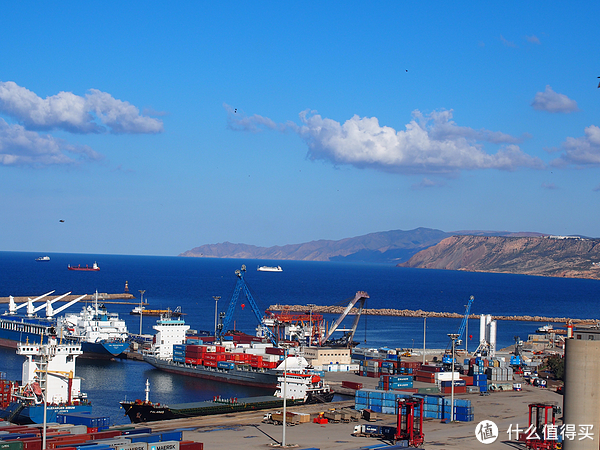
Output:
[
  {"xmin": 324, "ymin": 291, "xmax": 369, "ymax": 347},
  {"xmin": 445, "ymin": 295, "xmax": 474, "ymax": 352},
  {"xmin": 219, "ymin": 265, "xmax": 277, "ymax": 345}
]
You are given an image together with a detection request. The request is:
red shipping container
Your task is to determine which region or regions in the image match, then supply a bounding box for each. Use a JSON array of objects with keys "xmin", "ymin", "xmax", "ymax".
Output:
[
  {"xmin": 392, "ymin": 388, "xmax": 419, "ymax": 393},
  {"xmin": 180, "ymin": 441, "xmax": 204, "ymax": 450},
  {"xmin": 7, "ymin": 438, "xmax": 42, "ymax": 450},
  {"xmin": 460, "ymin": 376, "xmax": 473, "ymax": 386},
  {"xmin": 341, "ymin": 381, "xmax": 363, "ymax": 390},
  {"xmin": 419, "ymin": 365, "xmax": 442, "ymax": 373},
  {"xmin": 88, "ymin": 430, "xmax": 122, "ymax": 440},
  {"xmin": 204, "ymin": 360, "xmax": 217, "ymax": 367}
]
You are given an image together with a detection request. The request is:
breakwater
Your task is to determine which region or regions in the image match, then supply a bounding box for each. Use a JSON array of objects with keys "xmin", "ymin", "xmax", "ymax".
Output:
[{"xmin": 268, "ymin": 304, "xmax": 596, "ymax": 324}]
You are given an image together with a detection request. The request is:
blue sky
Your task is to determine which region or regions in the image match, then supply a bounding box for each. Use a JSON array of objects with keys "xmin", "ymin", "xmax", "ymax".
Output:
[{"xmin": 1, "ymin": 2, "xmax": 599, "ymax": 256}]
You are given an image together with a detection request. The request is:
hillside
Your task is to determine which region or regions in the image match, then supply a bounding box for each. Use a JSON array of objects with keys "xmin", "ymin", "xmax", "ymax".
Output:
[
  {"xmin": 398, "ymin": 235, "xmax": 600, "ymax": 279},
  {"xmin": 179, "ymin": 228, "xmax": 453, "ymax": 263}
]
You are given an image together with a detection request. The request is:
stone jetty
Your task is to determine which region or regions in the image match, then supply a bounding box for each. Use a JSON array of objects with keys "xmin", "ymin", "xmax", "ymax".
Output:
[{"xmin": 268, "ymin": 304, "xmax": 596, "ymax": 324}]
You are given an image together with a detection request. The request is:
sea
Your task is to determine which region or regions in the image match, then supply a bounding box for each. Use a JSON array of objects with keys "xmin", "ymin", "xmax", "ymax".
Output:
[{"xmin": 1, "ymin": 251, "xmax": 599, "ymax": 425}]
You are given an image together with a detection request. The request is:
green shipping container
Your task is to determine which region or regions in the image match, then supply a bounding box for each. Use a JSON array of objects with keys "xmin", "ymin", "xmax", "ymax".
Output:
[{"xmin": 0, "ymin": 442, "xmax": 25, "ymax": 450}]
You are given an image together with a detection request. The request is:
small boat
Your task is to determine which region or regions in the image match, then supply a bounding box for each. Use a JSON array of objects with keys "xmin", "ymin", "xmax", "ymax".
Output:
[
  {"xmin": 68, "ymin": 262, "xmax": 100, "ymax": 271},
  {"xmin": 257, "ymin": 265, "xmax": 283, "ymax": 272},
  {"xmin": 130, "ymin": 306, "xmax": 184, "ymax": 317},
  {"xmin": 35, "ymin": 256, "xmax": 50, "ymax": 261}
]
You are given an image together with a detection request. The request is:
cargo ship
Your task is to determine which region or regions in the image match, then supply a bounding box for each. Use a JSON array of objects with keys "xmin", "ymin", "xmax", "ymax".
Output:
[
  {"xmin": 141, "ymin": 313, "xmax": 283, "ymax": 388},
  {"xmin": 121, "ymin": 366, "xmax": 333, "ymax": 423},
  {"xmin": 68, "ymin": 262, "xmax": 100, "ymax": 271},
  {"xmin": 0, "ymin": 332, "xmax": 92, "ymax": 424},
  {"xmin": 0, "ymin": 291, "xmax": 86, "ymax": 349},
  {"xmin": 0, "ymin": 290, "xmax": 127, "ymax": 359},
  {"xmin": 257, "ymin": 265, "xmax": 282, "ymax": 272},
  {"xmin": 57, "ymin": 291, "xmax": 130, "ymax": 359}
]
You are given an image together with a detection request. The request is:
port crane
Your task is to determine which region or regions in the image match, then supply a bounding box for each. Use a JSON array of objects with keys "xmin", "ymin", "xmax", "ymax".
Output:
[
  {"xmin": 323, "ymin": 291, "xmax": 369, "ymax": 348},
  {"xmin": 442, "ymin": 295, "xmax": 474, "ymax": 365},
  {"xmin": 218, "ymin": 265, "xmax": 278, "ymax": 346}
]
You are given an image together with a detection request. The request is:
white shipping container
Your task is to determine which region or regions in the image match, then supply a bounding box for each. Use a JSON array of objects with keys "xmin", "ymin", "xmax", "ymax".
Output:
[
  {"xmin": 149, "ymin": 441, "xmax": 180, "ymax": 450},
  {"xmin": 435, "ymin": 372, "xmax": 460, "ymax": 381},
  {"xmin": 116, "ymin": 443, "xmax": 148, "ymax": 450}
]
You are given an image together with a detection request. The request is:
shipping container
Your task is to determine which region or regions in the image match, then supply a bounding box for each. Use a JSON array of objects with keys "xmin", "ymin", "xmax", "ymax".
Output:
[{"xmin": 148, "ymin": 441, "xmax": 179, "ymax": 450}]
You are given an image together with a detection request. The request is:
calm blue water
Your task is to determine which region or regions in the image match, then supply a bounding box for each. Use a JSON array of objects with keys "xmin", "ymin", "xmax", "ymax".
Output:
[{"xmin": 1, "ymin": 251, "xmax": 599, "ymax": 424}]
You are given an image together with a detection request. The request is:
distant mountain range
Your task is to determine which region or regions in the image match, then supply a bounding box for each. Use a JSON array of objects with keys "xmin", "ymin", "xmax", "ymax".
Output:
[{"xmin": 179, "ymin": 227, "xmax": 545, "ymax": 264}]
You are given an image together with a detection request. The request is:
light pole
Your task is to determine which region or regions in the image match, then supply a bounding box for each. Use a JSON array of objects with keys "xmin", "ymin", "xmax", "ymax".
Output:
[
  {"xmin": 465, "ymin": 306, "xmax": 469, "ymax": 355},
  {"xmin": 281, "ymin": 345, "xmax": 290, "ymax": 448},
  {"xmin": 138, "ymin": 290, "xmax": 146, "ymax": 335},
  {"xmin": 447, "ymin": 333, "xmax": 459, "ymax": 423},
  {"xmin": 213, "ymin": 296, "xmax": 221, "ymax": 338},
  {"xmin": 422, "ymin": 315, "xmax": 427, "ymax": 365},
  {"xmin": 307, "ymin": 304, "xmax": 316, "ymax": 346}
]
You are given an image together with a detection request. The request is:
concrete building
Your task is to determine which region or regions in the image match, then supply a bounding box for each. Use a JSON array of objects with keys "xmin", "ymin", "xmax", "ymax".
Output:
[{"xmin": 301, "ymin": 347, "xmax": 351, "ymax": 366}]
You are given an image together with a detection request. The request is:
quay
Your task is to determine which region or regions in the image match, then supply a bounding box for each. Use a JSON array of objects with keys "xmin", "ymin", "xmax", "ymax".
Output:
[
  {"xmin": 118, "ymin": 364, "xmax": 563, "ymax": 450},
  {"xmin": 0, "ymin": 293, "xmax": 138, "ymax": 305},
  {"xmin": 269, "ymin": 304, "xmax": 596, "ymax": 324}
]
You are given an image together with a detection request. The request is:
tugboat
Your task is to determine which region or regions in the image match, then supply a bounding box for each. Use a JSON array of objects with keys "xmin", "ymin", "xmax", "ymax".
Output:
[
  {"xmin": 0, "ymin": 330, "xmax": 91, "ymax": 424},
  {"xmin": 68, "ymin": 262, "xmax": 100, "ymax": 271}
]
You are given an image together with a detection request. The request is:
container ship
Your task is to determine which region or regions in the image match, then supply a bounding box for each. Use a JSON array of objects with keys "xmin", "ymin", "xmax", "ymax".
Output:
[
  {"xmin": 68, "ymin": 262, "xmax": 100, "ymax": 271},
  {"xmin": 141, "ymin": 314, "xmax": 283, "ymax": 388},
  {"xmin": 0, "ymin": 332, "xmax": 91, "ymax": 424}
]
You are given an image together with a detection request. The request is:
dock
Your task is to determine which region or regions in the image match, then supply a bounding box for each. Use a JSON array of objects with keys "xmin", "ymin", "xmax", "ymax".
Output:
[{"xmin": 0, "ymin": 293, "xmax": 139, "ymax": 305}]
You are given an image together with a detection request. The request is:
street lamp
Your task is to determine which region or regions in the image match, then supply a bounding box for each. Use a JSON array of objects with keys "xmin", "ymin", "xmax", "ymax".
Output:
[
  {"xmin": 280, "ymin": 344, "xmax": 292, "ymax": 448},
  {"xmin": 422, "ymin": 315, "xmax": 427, "ymax": 365},
  {"xmin": 213, "ymin": 296, "xmax": 221, "ymax": 338},
  {"xmin": 307, "ymin": 304, "xmax": 316, "ymax": 346},
  {"xmin": 447, "ymin": 333, "xmax": 460, "ymax": 422},
  {"xmin": 464, "ymin": 304, "xmax": 469, "ymax": 354},
  {"xmin": 138, "ymin": 290, "xmax": 146, "ymax": 336}
]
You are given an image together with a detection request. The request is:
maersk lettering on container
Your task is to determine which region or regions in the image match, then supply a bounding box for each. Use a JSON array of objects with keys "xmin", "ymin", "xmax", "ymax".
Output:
[
  {"xmin": 116, "ymin": 444, "xmax": 148, "ymax": 450},
  {"xmin": 149, "ymin": 442, "xmax": 180, "ymax": 450}
]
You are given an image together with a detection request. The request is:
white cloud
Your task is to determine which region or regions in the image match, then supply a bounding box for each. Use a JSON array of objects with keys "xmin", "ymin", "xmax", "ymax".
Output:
[
  {"xmin": 230, "ymin": 108, "xmax": 544, "ymax": 174},
  {"xmin": 531, "ymin": 85, "xmax": 578, "ymax": 113},
  {"xmin": 0, "ymin": 119, "xmax": 102, "ymax": 166},
  {"xmin": 500, "ymin": 35, "xmax": 516, "ymax": 48},
  {"xmin": 551, "ymin": 125, "xmax": 600, "ymax": 166},
  {"xmin": 411, "ymin": 178, "xmax": 446, "ymax": 190},
  {"xmin": 525, "ymin": 35, "xmax": 541, "ymax": 44},
  {"xmin": 0, "ymin": 81, "xmax": 163, "ymax": 134},
  {"xmin": 289, "ymin": 110, "xmax": 543, "ymax": 174},
  {"xmin": 224, "ymin": 103, "xmax": 283, "ymax": 132}
]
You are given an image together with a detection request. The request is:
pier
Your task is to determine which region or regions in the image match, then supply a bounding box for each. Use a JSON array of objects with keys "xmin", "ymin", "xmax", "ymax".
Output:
[
  {"xmin": 268, "ymin": 304, "xmax": 597, "ymax": 324},
  {"xmin": 0, "ymin": 293, "xmax": 138, "ymax": 305}
]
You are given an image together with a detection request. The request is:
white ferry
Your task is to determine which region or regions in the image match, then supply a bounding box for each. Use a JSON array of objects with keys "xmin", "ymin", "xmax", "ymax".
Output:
[{"xmin": 257, "ymin": 265, "xmax": 283, "ymax": 272}]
